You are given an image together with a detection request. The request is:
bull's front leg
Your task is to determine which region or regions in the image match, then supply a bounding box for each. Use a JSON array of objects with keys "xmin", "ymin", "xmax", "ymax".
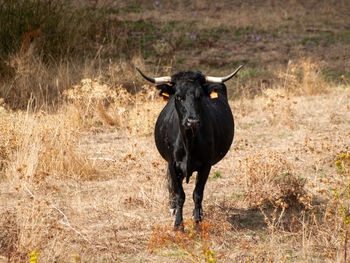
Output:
[
  {"xmin": 168, "ymin": 161, "xmax": 185, "ymax": 230},
  {"xmin": 193, "ymin": 165, "xmax": 211, "ymax": 224}
]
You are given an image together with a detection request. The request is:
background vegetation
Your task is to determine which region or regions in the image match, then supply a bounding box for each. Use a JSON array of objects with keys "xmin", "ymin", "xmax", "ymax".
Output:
[{"xmin": 0, "ymin": 0, "xmax": 350, "ymax": 262}]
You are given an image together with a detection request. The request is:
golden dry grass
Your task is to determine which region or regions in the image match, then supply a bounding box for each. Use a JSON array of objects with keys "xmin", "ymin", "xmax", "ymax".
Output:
[
  {"xmin": 1, "ymin": 1, "xmax": 350, "ymax": 261},
  {"xmin": 1, "ymin": 58, "xmax": 350, "ymax": 262}
]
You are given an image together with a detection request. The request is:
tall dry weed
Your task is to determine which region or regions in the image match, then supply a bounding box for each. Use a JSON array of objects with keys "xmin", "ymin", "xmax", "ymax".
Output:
[
  {"xmin": 8, "ymin": 109, "xmax": 95, "ymax": 184},
  {"xmin": 319, "ymin": 153, "xmax": 350, "ymax": 262},
  {"xmin": 1, "ymin": 108, "xmax": 96, "ymax": 261},
  {"xmin": 263, "ymin": 88, "xmax": 297, "ymax": 128},
  {"xmin": 105, "ymin": 56, "xmax": 147, "ymax": 90},
  {"xmin": 0, "ymin": 100, "xmax": 20, "ymax": 175},
  {"xmin": 277, "ymin": 58, "xmax": 328, "ymax": 95},
  {"xmin": 64, "ymin": 78, "xmax": 164, "ymax": 135},
  {"xmin": 1, "ymin": 45, "xmax": 74, "ymax": 110},
  {"xmin": 64, "ymin": 78, "xmax": 124, "ymax": 128}
]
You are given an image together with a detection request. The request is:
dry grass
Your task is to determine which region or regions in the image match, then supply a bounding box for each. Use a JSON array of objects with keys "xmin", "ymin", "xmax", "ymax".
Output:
[
  {"xmin": 0, "ymin": 100, "xmax": 19, "ymax": 175},
  {"xmin": 1, "ymin": 1, "xmax": 350, "ymax": 261},
  {"xmin": 1, "ymin": 45, "xmax": 68, "ymax": 109},
  {"xmin": 0, "ymin": 76, "xmax": 168, "ymax": 262},
  {"xmin": 277, "ymin": 58, "xmax": 328, "ymax": 95},
  {"xmin": 1, "ymin": 58, "xmax": 350, "ymax": 262},
  {"xmin": 2, "ymin": 0, "xmax": 350, "ymax": 111},
  {"xmin": 0, "ymin": 105, "xmax": 98, "ymax": 262},
  {"xmin": 263, "ymin": 88, "xmax": 297, "ymax": 128},
  {"xmin": 237, "ymin": 149, "xmax": 310, "ymax": 209},
  {"xmin": 63, "ymin": 77, "xmax": 162, "ymax": 135},
  {"xmin": 0, "ymin": 45, "xmax": 146, "ymax": 111}
]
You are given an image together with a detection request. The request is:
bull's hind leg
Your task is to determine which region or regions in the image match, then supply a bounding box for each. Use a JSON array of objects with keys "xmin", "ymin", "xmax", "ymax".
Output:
[
  {"xmin": 166, "ymin": 166, "xmax": 177, "ymax": 216},
  {"xmin": 168, "ymin": 162, "xmax": 185, "ymax": 229},
  {"xmin": 193, "ymin": 166, "xmax": 211, "ymax": 224}
]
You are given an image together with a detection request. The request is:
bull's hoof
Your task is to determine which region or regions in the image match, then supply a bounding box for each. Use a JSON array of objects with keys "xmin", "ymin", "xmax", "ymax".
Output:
[
  {"xmin": 169, "ymin": 208, "xmax": 176, "ymax": 217},
  {"xmin": 194, "ymin": 222, "xmax": 202, "ymax": 231},
  {"xmin": 173, "ymin": 223, "xmax": 185, "ymax": 232},
  {"xmin": 192, "ymin": 208, "xmax": 203, "ymax": 223},
  {"xmin": 174, "ymin": 215, "xmax": 184, "ymax": 231}
]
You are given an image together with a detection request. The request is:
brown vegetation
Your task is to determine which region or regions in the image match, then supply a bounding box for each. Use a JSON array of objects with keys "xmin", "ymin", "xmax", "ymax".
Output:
[
  {"xmin": 1, "ymin": 0, "xmax": 350, "ymax": 262},
  {"xmin": 1, "ymin": 57, "xmax": 350, "ymax": 262}
]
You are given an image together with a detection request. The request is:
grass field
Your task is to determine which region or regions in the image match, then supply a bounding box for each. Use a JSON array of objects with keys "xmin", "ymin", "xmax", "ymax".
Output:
[{"xmin": 1, "ymin": 0, "xmax": 350, "ymax": 262}]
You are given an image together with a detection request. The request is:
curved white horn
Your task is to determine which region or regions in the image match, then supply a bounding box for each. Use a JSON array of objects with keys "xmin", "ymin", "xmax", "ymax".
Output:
[
  {"xmin": 136, "ymin": 67, "xmax": 171, "ymax": 84},
  {"xmin": 205, "ymin": 65, "xmax": 244, "ymax": 83}
]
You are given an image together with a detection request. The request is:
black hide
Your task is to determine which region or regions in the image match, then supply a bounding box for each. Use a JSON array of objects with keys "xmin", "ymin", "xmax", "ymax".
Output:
[{"xmin": 154, "ymin": 71, "xmax": 234, "ymax": 228}]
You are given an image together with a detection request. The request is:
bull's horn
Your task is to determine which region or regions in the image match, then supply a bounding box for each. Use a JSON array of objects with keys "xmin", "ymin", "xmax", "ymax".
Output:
[
  {"xmin": 136, "ymin": 67, "xmax": 171, "ymax": 84},
  {"xmin": 205, "ymin": 65, "xmax": 244, "ymax": 83}
]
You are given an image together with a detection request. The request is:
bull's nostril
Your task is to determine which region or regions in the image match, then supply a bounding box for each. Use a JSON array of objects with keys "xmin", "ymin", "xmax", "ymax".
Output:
[{"xmin": 186, "ymin": 118, "xmax": 200, "ymax": 127}]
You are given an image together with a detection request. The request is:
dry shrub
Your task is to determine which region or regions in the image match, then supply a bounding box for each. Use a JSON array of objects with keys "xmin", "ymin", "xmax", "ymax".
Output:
[
  {"xmin": 277, "ymin": 58, "xmax": 328, "ymax": 95},
  {"xmin": 8, "ymin": 110, "xmax": 95, "ymax": 184},
  {"xmin": 263, "ymin": 88, "xmax": 297, "ymax": 128},
  {"xmin": 63, "ymin": 78, "xmax": 124, "ymax": 128},
  {"xmin": 1, "ymin": 45, "xmax": 72, "ymax": 109},
  {"xmin": 324, "ymin": 153, "xmax": 350, "ymax": 255},
  {"xmin": 238, "ymin": 149, "xmax": 310, "ymax": 209},
  {"xmin": 64, "ymin": 78, "xmax": 164, "ymax": 135},
  {"xmin": 1, "ymin": 45, "xmax": 149, "ymax": 111},
  {"xmin": 126, "ymin": 94, "xmax": 164, "ymax": 136},
  {"xmin": 0, "ymin": 211, "xmax": 19, "ymax": 262},
  {"xmin": 1, "ymin": 200, "xmax": 68, "ymax": 262},
  {"xmin": 0, "ymin": 100, "xmax": 20, "ymax": 175},
  {"xmin": 105, "ymin": 56, "xmax": 147, "ymax": 90},
  {"xmin": 298, "ymin": 153, "xmax": 350, "ymax": 262},
  {"xmin": 1, "ymin": 109, "xmax": 95, "ymax": 261}
]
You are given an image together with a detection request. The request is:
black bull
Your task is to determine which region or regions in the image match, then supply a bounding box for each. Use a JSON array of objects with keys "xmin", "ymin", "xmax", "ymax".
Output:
[{"xmin": 137, "ymin": 66, "xmax": 243, "ymax": 228}]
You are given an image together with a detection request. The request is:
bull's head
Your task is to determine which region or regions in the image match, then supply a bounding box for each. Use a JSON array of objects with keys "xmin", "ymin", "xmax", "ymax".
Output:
[{"xmin": 136, "ymin": 66, "xmax": 243, "ymax": 131}]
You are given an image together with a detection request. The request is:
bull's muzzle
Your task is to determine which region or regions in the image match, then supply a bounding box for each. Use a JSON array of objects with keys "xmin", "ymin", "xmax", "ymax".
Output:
[{"xmin": 186, "ymin": 118, "xmax": 200, "ymax": 128}]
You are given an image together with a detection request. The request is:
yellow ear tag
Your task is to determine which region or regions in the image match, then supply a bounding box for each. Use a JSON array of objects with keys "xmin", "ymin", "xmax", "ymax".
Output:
[
  {"xmin": 210, "ymin": 91, "xmax": 218, "ymax": 99},
  {"xmin": 161, "ymin": 92, "xmax": 170, "ymax": 102}
]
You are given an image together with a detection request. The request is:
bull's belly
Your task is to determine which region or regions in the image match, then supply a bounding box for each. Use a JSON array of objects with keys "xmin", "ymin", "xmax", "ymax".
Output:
[{"xmin": 155, "ymin": 135, "xmax": 233, "ymax": 168}]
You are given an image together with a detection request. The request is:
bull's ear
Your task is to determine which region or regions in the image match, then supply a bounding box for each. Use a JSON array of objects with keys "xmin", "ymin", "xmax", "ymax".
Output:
[
  {"xmin": 156, "ymin": 84, "xmax": 175, "ymax": 101},
  {"xmin": 203, "ymin": 83, "xmax": 228, "ymax": 99}
]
